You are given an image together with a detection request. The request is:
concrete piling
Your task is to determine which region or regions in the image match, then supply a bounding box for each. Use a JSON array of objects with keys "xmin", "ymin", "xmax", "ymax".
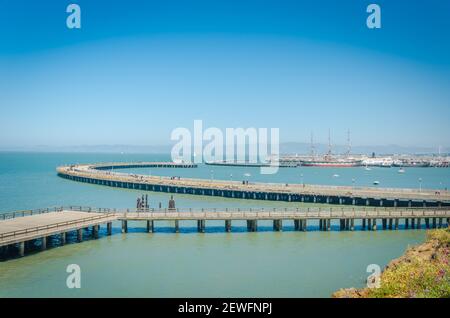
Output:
[
  {"xmin": 107, "ymin": 222, "xmax": 112, "ymax": 235},
  {"xmin": 225, "ymin": 220, "xmax": 231, "ymax": 232},
  {"xmin": 77, "ymin": 229, "xmax": 83, "ymax": 242},
  {"xmin": 273, "ymin": 220, "xmax": 282, "ymax": 231},
  {"xmin": 362, "ymin": 219, "xmax": 366, "ymax": 230},
  {"xmin": 122, "ymin": 220, "xmax": 128, "ymax": 233},
  {"xmin": 432, "ymin": 218, "xmax": 437, "ymax": 228},
  {"xmin": 197, "ymin": 220, "xmax": 205, "ymax": 233},
  {"xmin": 61, "ymin": 232, "xmax": 67, "ymax": 245},
  {"xmin": 93, "ymin": 225, "xmax": 99, "ymax": 239},
  {"xmin": 395, "ymin": 218, "xmax": 399, "ymax": 230},
  {"xmin": 19, "ymin": 241, "xmax": 25, "ymax": 257},
  {"xmin": 174, "ymin": 220, "xmax": 179, "ymax": 233},
  {"xmin": 41, "ymin": 237, "xmax": 47, "ymax": 250},
  {"xmin": 146, "ymin": 220, "xmax": 153, "ymax": 233}
]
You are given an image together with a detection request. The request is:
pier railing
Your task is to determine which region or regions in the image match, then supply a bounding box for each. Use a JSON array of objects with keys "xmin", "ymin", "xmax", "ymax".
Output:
[
  {"xmin": 0, "ymin": 214, "xmax": 114, "ymax": 241},
  {"xmin": 58, "ymin": 163, "xmax": 450, "ymax": 197},
  {"xmin": 2, "ymin": 206, "xmax": 449, "ymax": 221}
]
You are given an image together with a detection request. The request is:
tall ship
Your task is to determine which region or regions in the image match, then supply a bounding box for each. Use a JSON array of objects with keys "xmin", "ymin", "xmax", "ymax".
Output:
[
  {"xmin": 301, "ymin": 158, "xmax": 362, "ymax": 167},
  {"xmin": 300, "ymin": 130, "xmax": 362, "ymax": 167}
]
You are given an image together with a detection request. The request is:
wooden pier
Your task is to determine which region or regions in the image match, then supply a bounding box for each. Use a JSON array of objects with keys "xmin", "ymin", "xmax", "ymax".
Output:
[
  {"xmin": 57, "ymin": 162, "xmax": 450, "ymax": 208},
  {"xmin": 1, "ymin": 206, "xmax": 449, "ymax": 259}
]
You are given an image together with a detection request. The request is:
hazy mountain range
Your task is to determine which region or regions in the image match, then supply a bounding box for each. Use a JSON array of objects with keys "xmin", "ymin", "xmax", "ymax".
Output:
[{"xmin": 1, "ymin": 143, "xmax": 447, "ymax": 155}]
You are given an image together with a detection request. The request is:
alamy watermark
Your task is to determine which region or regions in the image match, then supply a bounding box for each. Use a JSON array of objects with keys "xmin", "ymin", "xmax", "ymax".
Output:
[
  {"xmin": 171, "ymin": 120, "xmax": 280, "ymax": 174},
  {"xmin": 366, "ymin": 264, "xmax": 381, "ymax": 288},
  {"xmin": 66, "ymin": 264, "xmax": 81, "ymax": 289}
]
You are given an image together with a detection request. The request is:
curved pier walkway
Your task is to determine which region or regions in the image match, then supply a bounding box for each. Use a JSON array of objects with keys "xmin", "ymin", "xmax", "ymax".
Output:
[
  {"xmin": 1, "ymin": 206, "xmax": 450, "ymax": 259},
  {"xmin": 56, "ymin": 162, "xmax": 450, "ymax": 208}
]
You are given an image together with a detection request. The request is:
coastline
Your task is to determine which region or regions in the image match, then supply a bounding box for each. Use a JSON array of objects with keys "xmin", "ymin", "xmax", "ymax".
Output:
[{"xmin": 333, "ymin": 227, "xmax": 450, "ymax": 298}]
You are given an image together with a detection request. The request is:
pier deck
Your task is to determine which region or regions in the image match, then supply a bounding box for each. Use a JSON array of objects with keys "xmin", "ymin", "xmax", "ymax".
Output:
[
  {"xmin": 1, "ymin": 207, "xmax": 449, "ymax": 258},
  {"xmin": 57, "ymin": 162, "xmax": 450, "ymax": 207},
  {"xmin": 0, "ymin": 211, "xmax": 116, "ymax": 247}
]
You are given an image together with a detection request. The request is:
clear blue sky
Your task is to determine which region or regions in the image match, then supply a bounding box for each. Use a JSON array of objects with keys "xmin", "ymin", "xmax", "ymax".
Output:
[{"xmin": 0, "ymin": 0, "xmax": 449, "ymax": 148}]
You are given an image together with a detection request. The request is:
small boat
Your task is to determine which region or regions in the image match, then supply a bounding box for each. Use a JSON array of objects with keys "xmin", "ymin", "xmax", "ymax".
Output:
[
  {"xmin": 398, "ymin": 168, "xmax": 405, "ymax": 174},
  {"xmin": 364, "ymin": 166, "xmax": 372, "ymax": 171},
  {"xmin": 373, "ymin": 181, "xmax": 380, "ymax": 185},
  {"xmin": 333, "ymin": 174, "xmax": 340, "ymax": 178}
]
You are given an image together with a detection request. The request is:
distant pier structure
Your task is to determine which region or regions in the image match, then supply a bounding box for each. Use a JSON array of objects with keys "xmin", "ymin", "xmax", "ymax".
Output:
[{"xmin": 56, "ymin": 162, "xmax": 450, "ymax": 208}]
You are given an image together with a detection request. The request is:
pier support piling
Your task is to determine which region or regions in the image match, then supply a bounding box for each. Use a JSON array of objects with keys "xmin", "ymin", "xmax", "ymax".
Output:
[
  {"xmin": 122, "ymin": 220, "xmax": 128, "ymax": 233},
  {"xmin": 61, "ymin": 232, "xmax": 67, "ymax": 245},
  {"xmin": 18, "ymin": 242, "xmax": 25, "ymax": 257},
  {"xmin": 146, "ymin": 220, "xmax": 153, "ymax": 233},
  {"xmin": 197, "ymin": 220, "xmax": 205, "ymax": 233},
  {"xmin": 395, "ymin": 218, "xmax": 399, "ymax": 230},
  {"xmin": 273, "ymin": 220, "xmax": 282, "ymax": 231},
  {"xmin": 41, "ymin": 237, "xmax": 47, "ymax": 250},
  {"xmin": 294, "ymin": 220, "xmax": 300, "ymax": 231},
  {"xmin": 405, "ymin": 218, "xmax": 409, "ymax": 229},
  {"xmin": 432, "ymin": 218, "xmax": 437, "ymax": 229},
  {"xmin": 77, "ymin": 229, "xmax": 83, "ymax": 242},
  {"xmin": 107, "ymin": 222, "xmax": 112, "ymax": 235},
  {"xmin": 372, "ymin": 219, "xmax": 377, "ymax": 231},
  {"xmin": 225, "ymin": 220, "xmax": 232, "ymax": 232},
  {"xmin": 362, "ymin": 219, "xmax": 366, "ymax": 230},
  {"xmin": 350, "ymin": 219, "xmax": 354, "ymax": 231},
  {"xmin": 93, "ymin": 225, "xmax": 99, "ymax": 239},
  {"xmin": 175, "ymin": 220, "xmax": 179, "ymax": 233}
]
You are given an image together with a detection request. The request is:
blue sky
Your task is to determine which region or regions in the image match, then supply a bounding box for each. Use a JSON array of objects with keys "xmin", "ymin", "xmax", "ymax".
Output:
[{"xmin": 0, "ymin": 0, "xmax": 449, "ymax": 148}]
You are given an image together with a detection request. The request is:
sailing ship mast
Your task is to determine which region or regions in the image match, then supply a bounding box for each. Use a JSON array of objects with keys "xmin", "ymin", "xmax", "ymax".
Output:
[{"xmin": 346, "ymin": 129, "xmax": 351, "ymax": 158}]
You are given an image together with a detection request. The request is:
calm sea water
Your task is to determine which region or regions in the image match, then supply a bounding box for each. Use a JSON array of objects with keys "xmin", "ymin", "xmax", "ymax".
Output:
[{"xmin": 1, "ymin": 152, "xmax": 448, "ymax": 297}]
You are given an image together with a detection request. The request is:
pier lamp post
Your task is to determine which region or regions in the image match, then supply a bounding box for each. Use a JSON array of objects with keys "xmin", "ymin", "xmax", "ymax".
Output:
[{"xmin": 419, "ymin": 178, "xmax": 422, "ymax": 192}]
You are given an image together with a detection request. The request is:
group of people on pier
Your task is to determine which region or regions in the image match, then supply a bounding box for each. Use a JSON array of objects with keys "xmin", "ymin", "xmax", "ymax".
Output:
[{"xmin": 136, "ymin": 194, "xmax": 176, "ymax": 211}]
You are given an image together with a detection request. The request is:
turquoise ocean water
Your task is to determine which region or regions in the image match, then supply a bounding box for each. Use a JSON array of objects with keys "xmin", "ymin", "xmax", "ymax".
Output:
[{"xmin": 0, "ymin": 152, "xmax": 449, "ymax": 297}]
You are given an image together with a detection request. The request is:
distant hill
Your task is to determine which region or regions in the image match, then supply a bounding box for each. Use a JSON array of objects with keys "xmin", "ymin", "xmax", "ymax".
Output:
[{"xmin": 0, "ymin": 143, "xmax": 447, "ymax": 156}]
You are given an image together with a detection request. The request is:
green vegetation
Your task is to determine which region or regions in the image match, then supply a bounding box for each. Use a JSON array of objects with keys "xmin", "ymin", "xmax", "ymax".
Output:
[
  {"xmin": 369, "ymin": 228, "xmax": 449, "ymax": 298},
  {"xmin": 334, "ymin": 227, "xmax": 450, "ymax": 298}
]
